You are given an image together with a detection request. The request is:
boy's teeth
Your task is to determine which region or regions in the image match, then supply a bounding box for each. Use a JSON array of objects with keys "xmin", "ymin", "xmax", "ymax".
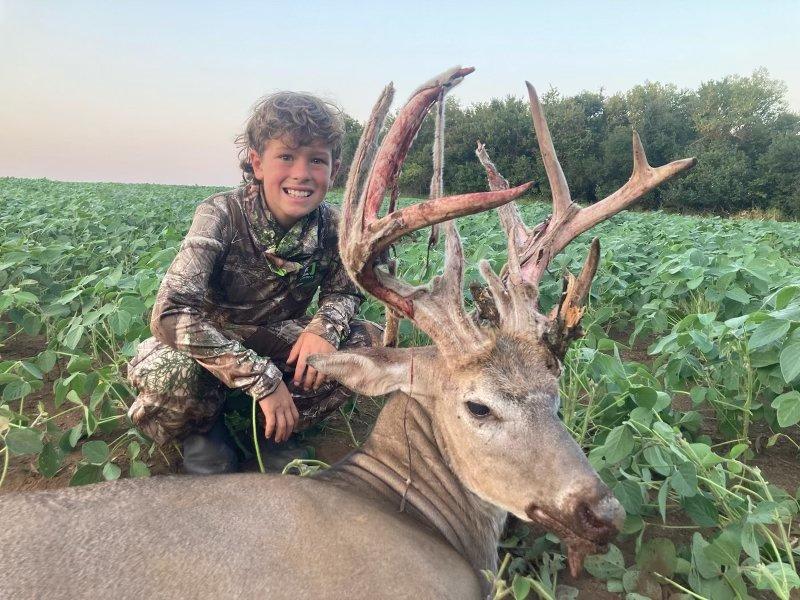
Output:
[{"xmin": 285, "ymin": 188, "xmax": 312, "ymax": 198}]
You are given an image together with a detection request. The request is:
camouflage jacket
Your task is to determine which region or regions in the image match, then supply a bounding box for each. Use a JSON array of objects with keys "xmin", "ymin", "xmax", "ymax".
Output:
[{"xmin": 149, "ymin": 183, "xmax": 363, "ymax": 400}]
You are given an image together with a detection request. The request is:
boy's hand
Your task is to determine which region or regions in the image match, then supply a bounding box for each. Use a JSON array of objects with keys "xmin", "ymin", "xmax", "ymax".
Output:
[
  {"xmin": 258, "ymin": 381, "xmax": 299, "ymax": 443},
  {"xmin": 287, "ymin": 332, "xmax": 336, "ymax": 391}
]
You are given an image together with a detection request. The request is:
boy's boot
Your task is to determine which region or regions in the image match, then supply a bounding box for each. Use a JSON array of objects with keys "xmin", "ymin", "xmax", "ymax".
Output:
[
  {"xmin": 182, "ymin": 418, "xmax": 239, "ymax": 475},
  {"xmin": 262, "ymin": 436, "xmax": 311, "ymax": 472}
]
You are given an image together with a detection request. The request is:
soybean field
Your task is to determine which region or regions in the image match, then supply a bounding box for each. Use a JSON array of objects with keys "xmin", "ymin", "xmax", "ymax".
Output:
[{"xmin": 2, "ymin": 177, "xmax": 800, "ymax": 599}]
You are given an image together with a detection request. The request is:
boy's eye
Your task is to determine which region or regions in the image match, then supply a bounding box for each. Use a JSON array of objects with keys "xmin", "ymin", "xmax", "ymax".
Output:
[
  {"xmin": 279, "ymin": 154, "xmax": 293, "ymax": 161},
  {"xmin": 311, "ymin": 157, "xmax": 328, "ymax": 165}
]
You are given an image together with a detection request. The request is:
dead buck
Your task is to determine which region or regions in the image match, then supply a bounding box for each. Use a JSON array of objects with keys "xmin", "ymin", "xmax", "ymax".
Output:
[{"xmin": 0, "ymin": 68, "xmax": 694, "ymax": 599}]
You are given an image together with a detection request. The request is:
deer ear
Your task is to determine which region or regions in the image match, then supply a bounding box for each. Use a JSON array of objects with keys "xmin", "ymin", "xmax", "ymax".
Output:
[{"xmin": 307, "ymin": 347, "xmax": 424, "ymax": 397}]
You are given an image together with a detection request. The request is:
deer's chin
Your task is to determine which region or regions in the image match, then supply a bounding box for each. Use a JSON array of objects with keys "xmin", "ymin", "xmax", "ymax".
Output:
[{"xmin": 523, "ymin": 505, "xmax": 609, "ymax": 578}]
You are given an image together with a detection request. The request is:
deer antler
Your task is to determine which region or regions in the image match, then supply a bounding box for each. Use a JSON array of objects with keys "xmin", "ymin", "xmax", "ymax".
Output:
[
  {"xmin": 474, "ymin": 82, "xmax": 697, "ymax": 355},
  {"xmin": 341, "ymin": 67, "xmax": 534, "ymax": 359}
]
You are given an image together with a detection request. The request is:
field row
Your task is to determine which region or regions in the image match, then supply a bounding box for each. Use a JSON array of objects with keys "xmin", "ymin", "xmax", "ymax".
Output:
[{"xmin": 2, "ymin": 177, "xmax": 800, "ymax": 598}]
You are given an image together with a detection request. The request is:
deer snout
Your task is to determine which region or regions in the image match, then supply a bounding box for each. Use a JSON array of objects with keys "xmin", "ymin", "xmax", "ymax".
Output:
[{"xmin": 571, "ymin": 486, "xmax": 624, "ymax": 544}]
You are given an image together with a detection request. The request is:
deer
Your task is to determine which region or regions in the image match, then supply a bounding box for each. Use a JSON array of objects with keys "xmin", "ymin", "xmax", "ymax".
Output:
[{"xmin": 0, "ymin": 67, "xmax": 695, "ymax": 599}]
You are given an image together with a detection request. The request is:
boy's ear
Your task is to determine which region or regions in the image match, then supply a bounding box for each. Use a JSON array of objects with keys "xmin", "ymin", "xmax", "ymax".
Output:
[
  {"xmin": 308, "ymin": 347, "xmax": 427, "ymax": 397},
  {"xmin": 250, "ymin": 148, "xmax": 265, "ymax": 180}
]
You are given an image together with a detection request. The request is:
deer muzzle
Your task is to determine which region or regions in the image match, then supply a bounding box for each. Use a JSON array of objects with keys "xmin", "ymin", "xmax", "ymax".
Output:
[{"xmin": 524, "ymin": 482, "xmax": 624, "ymax": 577}]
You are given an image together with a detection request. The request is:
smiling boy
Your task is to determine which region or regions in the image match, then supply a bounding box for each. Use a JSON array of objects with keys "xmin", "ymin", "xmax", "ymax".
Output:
[{"xmin": 126, "ymin": 92, "xmax": 380, "ymax": 474}]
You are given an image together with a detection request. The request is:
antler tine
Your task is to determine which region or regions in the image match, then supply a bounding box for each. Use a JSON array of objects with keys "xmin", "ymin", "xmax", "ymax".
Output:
[
  {"xmin": 425, "ymin": 90, "xmax": 446, "ymax": 252},
  {"xmin": 474, "ymin": 142, "xmax": 545, "ymax": 334},
  {"xmin": 526, "ymin": 83, "xmax": 573, "ymax": 222},
  {"xmin": 473, "ymin": 83, "xmax": 695, "ymax": 356},
  {"xmin": 556, "ymin": 131, "xmax": 697, "ymax": 252},
  {"xmin": 362, "ymin": 66, "xmax": 475, "ymax": 227},
  {"xmin": 342, "ymin": 83, "xmax": 395, "ymax": 238},
  {"xmin": 516, "ymin": 87, "xmax": 695, "ymax": 287},
  {"xmin": 414, "ymin": 220, "xmax": 488, "ymax": 355},
  {"xmin": 341, "ymin": 67, "xmax": 535, "ymax": 325}
]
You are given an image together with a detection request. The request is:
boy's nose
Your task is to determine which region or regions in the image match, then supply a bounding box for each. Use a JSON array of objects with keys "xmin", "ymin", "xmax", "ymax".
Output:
[{"xmin": 289, "ymin": 160, "xmax": 311, "ymax": 180}]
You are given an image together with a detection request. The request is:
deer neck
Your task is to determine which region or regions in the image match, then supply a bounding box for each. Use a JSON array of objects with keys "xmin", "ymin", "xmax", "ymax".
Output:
[{"xmin": 322, "ymin": 392, "xmax": 507, "ymax": 574}]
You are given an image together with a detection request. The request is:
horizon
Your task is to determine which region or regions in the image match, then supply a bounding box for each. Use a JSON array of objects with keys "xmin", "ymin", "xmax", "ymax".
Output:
[{"xmin": 2, "ymin": 0, "xmax": 798, "ymax": 187}]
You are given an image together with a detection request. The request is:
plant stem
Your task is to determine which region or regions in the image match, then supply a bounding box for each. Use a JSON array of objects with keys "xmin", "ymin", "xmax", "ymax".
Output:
[
  {"xmin": 252, "ymin": 396, "xmax": 265, "ymax": 473},
  {"xmin": 0, "ymin": 445, "xmax": 9, "ymax": 489}
]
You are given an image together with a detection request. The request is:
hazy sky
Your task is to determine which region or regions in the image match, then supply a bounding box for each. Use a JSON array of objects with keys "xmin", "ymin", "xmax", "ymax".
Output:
[{"xmin": 2, "ymin": 0, "xmax": 798, "ymax": 186}]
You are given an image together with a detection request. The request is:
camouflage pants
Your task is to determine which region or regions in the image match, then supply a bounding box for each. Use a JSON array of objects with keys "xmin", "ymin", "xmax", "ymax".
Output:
[{"xmin": 126, "ymin": 318, "xmax": 381, "ymax": 445}]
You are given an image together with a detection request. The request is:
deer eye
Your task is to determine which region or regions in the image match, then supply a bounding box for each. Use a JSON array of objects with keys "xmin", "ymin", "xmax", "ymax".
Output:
[{"xmin": 466, "ymin": 401, "xmax": 491, "ymax": 417}]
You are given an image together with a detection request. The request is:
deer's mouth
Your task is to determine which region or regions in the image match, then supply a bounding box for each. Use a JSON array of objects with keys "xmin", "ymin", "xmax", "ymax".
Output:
[{"xmin": 524, "ymin": 505, "xmax": 615, "ymax": 578}]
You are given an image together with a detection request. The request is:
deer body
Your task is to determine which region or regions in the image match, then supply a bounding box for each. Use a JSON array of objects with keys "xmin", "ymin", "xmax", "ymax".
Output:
[
  {"xmin": 1, "ymin": 390, "xmax": 503, "ymax": 599},
  {"xmin": 2, "ymin": 67, "xmax": 694, "ymax": 599}
]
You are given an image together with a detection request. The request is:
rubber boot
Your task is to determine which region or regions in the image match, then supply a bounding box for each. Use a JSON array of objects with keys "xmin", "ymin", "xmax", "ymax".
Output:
[
  {"xmin": 182, "ymin": 418, "xmax": 240, "ymax": 475},
  {"xmin": 262, "ymin": 436, "xmax": 311, "ymax": 472}
]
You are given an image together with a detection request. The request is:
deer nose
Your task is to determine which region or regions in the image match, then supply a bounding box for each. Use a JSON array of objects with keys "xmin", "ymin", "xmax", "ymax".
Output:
[{"xmin": 572, "ymin": 487, "xmax": 625, "ymax": 544}]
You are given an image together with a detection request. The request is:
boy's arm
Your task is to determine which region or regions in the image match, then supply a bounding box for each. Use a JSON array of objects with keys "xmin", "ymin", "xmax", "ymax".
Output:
[
  {"xmin": 150, "ymin": 198, "xmax": 283, "ymax": 401},
  {"xmin": 303, "ymin": 256, "xmax": 363, "ymax": 348}
]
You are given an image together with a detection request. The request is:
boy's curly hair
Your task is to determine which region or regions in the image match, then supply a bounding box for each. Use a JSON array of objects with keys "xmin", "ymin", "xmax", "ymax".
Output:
[{"xmin": 236, "ymin": 91, "xmax": 345, "ymax": 184}]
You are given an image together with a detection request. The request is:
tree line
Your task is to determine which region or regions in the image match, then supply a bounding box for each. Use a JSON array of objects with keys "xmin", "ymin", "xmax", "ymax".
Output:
[{"xmin": 334, "ymin": 69, "xmax": 800, "ymax": 218}]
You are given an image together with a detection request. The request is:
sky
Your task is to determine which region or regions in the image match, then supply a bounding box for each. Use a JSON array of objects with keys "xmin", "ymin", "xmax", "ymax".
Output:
[{"xmin": 1, "ymin": 0, "xmax": 798, "ymax": 187}]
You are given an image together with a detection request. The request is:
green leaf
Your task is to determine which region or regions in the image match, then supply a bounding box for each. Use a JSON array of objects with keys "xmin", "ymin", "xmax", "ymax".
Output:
[
  {"xmin": 5, "ymin": 427, "xmax": 44, "ymax": 454},
  {"xmin": 642, "ymin": 445, "xmax": 671, "ymax": 477},
  {"xmin": 628, "ymin": 385, "xmax": 657, "ymax": 409},
  {"xmin": 772, "ymin": 391, "xmax": 800, "ymax": 428},
  {"xmin": 748, "ymin": 318, "xmax": 790, "ymax": 350},
  {"xmin": 780, "ymin": 342, "xmax": 800, "ymax": 383},
  {"xmin": 691, "ymin": 533, "xmax": 719, "ymax": 579},
  {"xmin": 69, "ymin": 463, "xmax": 103, "ymax": 486},
  {"xmin": 657, "ymin": 481, "xmax": 669, "ymax": 522},
  {"xmin": 63, "ymin": 324, "xmax": 85, "ymax": 350},
  {"xmin": 81, "ymin": 440, "xmax": 109, "ymax": 464},
  {"xmin": 36, "ymin": 350, "xmax": 58, "ymax": 374},
  {"xmin": 2, "ymin": 379, "xmax": 32, "ymax": 402},
  {"xmin": 606, "ymin": 580, "xmax": 624, "ymax": 594},
  {"xmin": 66, "ymin": 390, "xmax": 83, "ymax": 406},
  {"xmin": 130, "ymin": 460, "xmax": 150, "ymax": 478},
  {"xmin": 102, "ymin": 462, "xmax": 122, "ymax": 481},
  {"xmin": 740, "ymin": 521, "xmax": 760, "ymax": 560},
  {"xmin": 20, "ymin": 361, "xmax": 43, "ymax": 379},
  {"xmin": 725, "ymin": 286, "xmax": 751, "ymax": 304},
  {"xmin": 727, "ymin": 443, "xmax": 749, "ymax": 460},
  {"xmin": 128, "ymin": 440, "xmax": 141, "ymax": 460},
  {"xmin": 583, "ymin": 544, "xmax": 625, "ymax": 580},
  {"xmin": 603, "ymin": 425, "xmax": 634, "ymax": 464},
  {"xmin": 38, "ymin": 442, "xmax": 63, "ymax": 478},
  {"xmin": 670, "ymin": 462, "xmax": 698, "ymax": 498},
  {"xmin": 511, "ymin": 575, "xmax": 531, "ymax": 600},
  {"xmin": 752, "ymin": 562, "xmax": 800, "ymax": 592},
  {"xmin": 67, "ymin": 354, "xmax": 92, "ymax": 374},
  {"xmin": 682, "ymin": 494, "xmax": 719, "ymax": 526},
  {"xmin": 22, "ymin": 313, "xmax": 42, "ymax": 335},
  {"xmin": 108, "ymin": 309, "xmax": 132, "ymax": 335},
  {"xmin": 613, "ymin": 480, "xmax": 643, "ymax": 515},
  {"xmin": 67, "ymin": 422, "xmax": 83, "ymax": 448},
  {"xmin": 636, "ymin": 537, "xmax": 677, "ymax": 578},
  {"xmin": 705, "ymin": 528, "xmax": 741, "ymax": 568}
]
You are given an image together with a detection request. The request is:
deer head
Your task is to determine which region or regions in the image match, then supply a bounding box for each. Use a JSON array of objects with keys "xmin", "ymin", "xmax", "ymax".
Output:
[{"xmin": 310, "ymin": 67, "xmax": 696, "ymax": 575}]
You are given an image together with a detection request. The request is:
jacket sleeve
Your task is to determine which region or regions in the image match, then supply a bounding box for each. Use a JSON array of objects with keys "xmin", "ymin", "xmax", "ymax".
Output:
[
  {"xmin": 149, "ymin": 197, "xmax": 283, "ymax": 400},
  {"xmin": 303, "ymin": 253, "xmax": 363, "ymax": 348},
  {"xmin": 303, "ymin": 204, "xmax": 364, "ymax": 347}
]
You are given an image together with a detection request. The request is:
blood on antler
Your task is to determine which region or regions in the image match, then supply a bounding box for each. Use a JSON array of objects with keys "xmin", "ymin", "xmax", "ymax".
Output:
[
  {"xmin": 340, "ymin": 67, "xmax": 534, "ymax": 358},
  {"xmin": 474, "ymin": 82, "xmax": 697, "ymax": 358}
]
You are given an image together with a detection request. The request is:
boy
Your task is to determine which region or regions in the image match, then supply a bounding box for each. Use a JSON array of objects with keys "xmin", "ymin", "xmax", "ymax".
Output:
[{"xmin": 126, "ymin": 92, "xmax": 380, "ymax": 474}]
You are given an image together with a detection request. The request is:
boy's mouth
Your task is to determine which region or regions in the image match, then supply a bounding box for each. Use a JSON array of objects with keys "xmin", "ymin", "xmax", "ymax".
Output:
[{"xmin": 283, "ymin": 187, "xmax": 313, "ymax": 198}]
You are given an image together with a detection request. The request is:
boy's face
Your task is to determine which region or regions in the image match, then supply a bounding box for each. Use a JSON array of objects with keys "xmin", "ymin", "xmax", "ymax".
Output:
[{"xmin": 250, "ymin": 137, "xmax": 340, "ymax": 230}]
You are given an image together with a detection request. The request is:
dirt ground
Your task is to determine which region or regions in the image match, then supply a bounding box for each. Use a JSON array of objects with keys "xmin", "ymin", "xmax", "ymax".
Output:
[{"xmin": 2, "ymin": 332, "xmax": 799, "ymax": 598}]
